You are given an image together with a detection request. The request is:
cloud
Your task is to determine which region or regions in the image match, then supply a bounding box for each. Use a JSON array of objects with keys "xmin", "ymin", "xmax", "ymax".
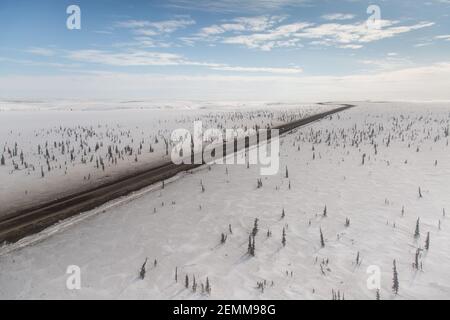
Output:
[
  {"xmin": 196, "ymin": 17, "xmax": 434, "ymax": 51},
  {"xmin": 0, "ymin": 56, "xmax": 78, "ymax": 68},
  {"xmin": 3, "ymin": 62, "xmax": 450, "ymax": 101},
  {"xmin": 67, "ymin": 50, "xmax": 188, "ymax": 66},
  {"xmin": 210, "ymin": 66, "xmax": 303, "ymax": 74},
  {"xmin": 338, "ymin": 44, "xmax": 363, "ymax": 49},
  {"xmin": 66, "ymin": 49, "xmax": 301, "ymax": 74},
  {"xmin": 26, "ymin": 47, "xmax": 55, "ymax": 57},
  {"xmin": 358, "ymin": 56, "xmax": 415, "ymax": 71},
  {"xmin": 117, "ymin": 18, "xmax": 196, "ymax": 36},
  {"xmin": 198, "ymin": 16, "xmax": 286, "ymax": 37},
  {"xmin": 435, "ymin": 34, "xmax": 450, "ymax": 41},
  {"xmin": 321, "ymin": 13, "xmax": 355, "ymax": 21},
  {"xmin": 222, "ymin": 22, "xmax": 312, "ymax": 50},
  {"xmin": 295, "ymin": 20, "xmax": 434, "ymax": 47},
  {"xmin": 166, "ymin": 0, "xmax": 310, "ymax": 13}
]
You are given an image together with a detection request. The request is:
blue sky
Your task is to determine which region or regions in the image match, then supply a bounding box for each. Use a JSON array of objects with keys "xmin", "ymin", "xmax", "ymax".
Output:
[{"xmin": 0, "ymin": 0, "xmax": 449, "ymax": 100}]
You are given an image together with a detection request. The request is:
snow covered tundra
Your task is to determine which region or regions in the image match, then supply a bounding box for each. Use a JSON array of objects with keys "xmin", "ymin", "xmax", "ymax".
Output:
[{"xmin": 0, "ymin": 101, "xmax": 449, "ymax": 300}]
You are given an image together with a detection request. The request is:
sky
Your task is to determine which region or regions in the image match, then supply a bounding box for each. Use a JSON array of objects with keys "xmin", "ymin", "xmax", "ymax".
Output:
[{"xmin": 0, "ymin": 0, "xmax": 449, "ymax": 101}]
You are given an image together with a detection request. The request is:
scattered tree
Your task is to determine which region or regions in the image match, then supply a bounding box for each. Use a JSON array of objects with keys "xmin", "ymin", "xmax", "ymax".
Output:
[
  {"xmin": 205, "ymin": 277, "xmax": 211, "ymax": 295},
  {"xmin": 252, "ymin": 218, "xmax": 259, "ymax": 236},
  {"xmin": 392, "ymin": 259, "xmax": 399, "ymax": 295},
  {"xmin": 175, "ymin": 267, "xmax": 178, "ymax": 282},
  {"xmin": 413, "ymin": 248, "xmax": 421, "ymax": 270},
  {"xmin": 320, "ymin": 228, "xmax": 325, "ymax": 248},
  {"xmin": 425, "ymin": 232, "xmax": 430, "ymax": 250},
  {"xmin": 345, "ymin": 217, "xmax": 350, "ymax": 227},
  {"xmin": 356, "ymin": 251, "xmax": 361, "ymax": 266},
  {"xmin": 257, "ymin": 178, "xmax": 263, "ymax": 188},
  {"xmin": 139, "ymin": 258, "xmax": 148, "ymax": 280},
  {"xmin": 221, "ymin": 233, "xmax": 227, "ymax": 244},
  {"xmin": 192, "ymin": 275, "xmax": 197, "ymax": 293},
  {"xmin": 414, "ymin": 218, "xmax": 420, "ymax": 238},
  {"xmin": 248, "ymin": 234, "xmax": 256, "ymax": 256}
]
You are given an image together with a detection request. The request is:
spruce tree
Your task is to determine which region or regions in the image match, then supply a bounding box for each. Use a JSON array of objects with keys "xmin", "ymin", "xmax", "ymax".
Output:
[
  {"xmin": 392, "ymin": 259, "xmax": 399, "ymax": 295},
  {"xmin": 139, "ymin": 258, "xmax": 148, "ymax": 280},
  {"xmin": 221, "ymin": 233, "xmax": 227, "ymax": 244},
  {"xmin": 0, "ymin": 154, "xmax": 4, "ymax": 166},
  {"xmin": 192, "ymin": 276, "xmax": 197, "ymax": 292},
  {"xmin": 414, "ymin": 218, "xmax": 420, "ymax": 238},
  {"xmin": 425, "ymin": 232, "xmax": 430, "ymax": 250},
  {"xmin": 185, "ymin": 274, "xmax": 189, "ymax": 288},
  {"xmin": 414, "ymin": 249, "xmax": 420, "ymax": 270},
  {"xmin": 252, "ymin": 218, "xmax": 259, "ymax": 236},
  {"xmin": 282, "ymin": 227, "xmax": 286, "ymax": 247},
  {"xmin": 320, "ymin": 228, "xmax": 325, "ymax": 248},
  {"xmin": 323, "ymin": 205, "xmax": 327, "ymax": 217},
  {"xmin": 248, "ymin": 235, "xmax": 255, "ymax": 256},
  {"xmin": 345, "ymin": 217, "xmax": 350, "ymax": 227},
  {"xmin": 251, "ymin": 236, "xmax": 255, "ymax": 255},
  {"xmin": 205, "ymin": 277, "xmax": 211, "ymax": 294}
]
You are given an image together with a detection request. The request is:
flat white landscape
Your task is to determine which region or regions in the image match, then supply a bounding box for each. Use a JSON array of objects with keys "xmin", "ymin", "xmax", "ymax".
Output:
[
  {"xmin": 1, "ymin": 101, "xmax": 449, "ymax": 300},
  {"xmin": 0, "ymin": 100, "xmax": 329, "ymax": 216}
]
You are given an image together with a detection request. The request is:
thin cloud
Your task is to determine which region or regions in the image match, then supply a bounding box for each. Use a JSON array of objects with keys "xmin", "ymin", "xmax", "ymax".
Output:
[
  {"xmin": 198, "ymin": 16, "xmax": 286, "ymax": 37},
  {"xmin": 67, "ymin": 50, "xmax": 188, "ymax": 66},
  {"xmin": 117, "ymin": 18, "xmax": 196, "ymax": 36},
  {"xmin": 435, "ymin": 34, "xmax": 450, "ymax": 41},
  {"xmin": 222, "ymin": 22, "xmax": 312, "ymax": 51},
  {"xmin": 26, "ymin": 47, "xmax": 55, "ymax": 57},
  {"xmin": 359, "ymin": 56, "xmax": 415, "ymax": 71},
  {"xmin": 4, "ymin": 62, "xmax": 450, "ymax": 101},
  {"xmin": 166, "ymin": 0, "xmax": 311, "ymax": 13},
  {"xmin": 219, "ymin": 19, "xmax": 435, "ymax": 51},
  {"xmin": 321, "ymin": 13, "xmax": 355, "ymax": 21},
  {"xmin": 211, "ymin": 65, "xmax": 303, "ymax": 74},
  {"xmin": 66, "ymin": 49, "xmax": 302, "ymax": 74}
]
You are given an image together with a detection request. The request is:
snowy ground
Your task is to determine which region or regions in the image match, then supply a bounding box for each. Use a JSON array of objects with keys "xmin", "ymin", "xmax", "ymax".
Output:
[
  {"xmin": 1, "ymin": 101, "xmax": 450, "ymax": 300},
  {"xmin": 0, "ymin": 100, "xmax": 329, "ymax": 216}
]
